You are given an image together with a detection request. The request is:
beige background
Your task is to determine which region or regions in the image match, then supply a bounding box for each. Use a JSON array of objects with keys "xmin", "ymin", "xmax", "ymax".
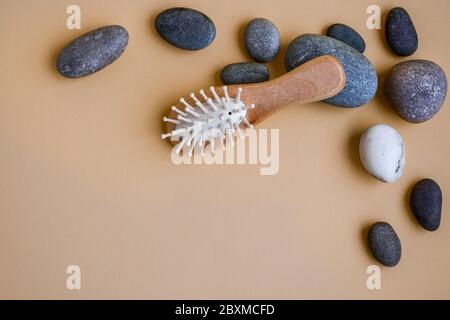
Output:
[{"xmin": 0, "ymin": 0, "xmax": 449, "ymax": 299}]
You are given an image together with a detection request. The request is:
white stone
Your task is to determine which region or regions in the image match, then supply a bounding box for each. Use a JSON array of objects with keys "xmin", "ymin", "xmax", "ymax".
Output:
[{"xmin": 359, "ymin": 124, "xmax": 405, "ymax": 183}]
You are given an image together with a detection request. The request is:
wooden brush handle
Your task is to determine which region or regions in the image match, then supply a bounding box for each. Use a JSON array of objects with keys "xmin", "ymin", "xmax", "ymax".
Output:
[
  {"xmin": 165, "ymin": 55, "xmax": 345, "ymax": 136},
  {"xmin": 214, "ymin": 55, "xmax": 346, "ymax": 124}
]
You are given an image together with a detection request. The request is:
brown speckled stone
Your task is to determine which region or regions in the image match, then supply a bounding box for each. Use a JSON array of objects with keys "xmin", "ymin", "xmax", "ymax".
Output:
[{"xmin": 385, "ymin": 60, "xmax": 447, "ymax": 123}]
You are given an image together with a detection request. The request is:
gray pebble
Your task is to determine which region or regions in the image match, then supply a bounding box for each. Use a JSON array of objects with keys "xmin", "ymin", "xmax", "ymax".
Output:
[
  {"xmin": 410, "ymin": 179, "xmax": 442, "ymax": 231},
  {"xmin": 57, "ymin": 25, "xmax": 129, "ymax": 78},
  {"xmin": 326, "ymin": 23, "xmax": 366, "ymax": 53},
  {"xmin": 155, "ymin": 7, "xmax": 216, "ymax": 50},
  {"xmin": 220, "ymin": 62, "xmax": 269, "ymax": 85},
  {"xmin": 285, "ymin": 34, "xmax": 378, "ymax": 108},
  {"xmin": 385, "ymin": 60, "xmax": 447, "ymax": 123},
  {"xmin": 244, "ymin": 18, "xmax": 280, "ymax": 62},
  {"xmin": 368, "ymin": 222, "xmax": 402, "ymax": 267}
]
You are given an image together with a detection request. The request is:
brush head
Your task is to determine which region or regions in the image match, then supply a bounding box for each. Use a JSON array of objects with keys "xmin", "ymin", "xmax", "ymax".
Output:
[{"xmin": 161, "ymin": 86, "xmax": 255, "ymax": 156}]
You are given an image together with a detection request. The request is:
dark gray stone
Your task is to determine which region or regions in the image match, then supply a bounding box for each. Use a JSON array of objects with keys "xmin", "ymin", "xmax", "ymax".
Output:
[
  {"xmin": 220, "ymin": 62, "xmax": 269, "ymax": 85},
  {"xmin": 155, "ymin": 7, "xmax": 215, "ymax": 50},
  {"xmin": 57, "ymin": 25, "xmax": 128, "ymax": 78},
  {"xmin": 244, "ymin": 18, "xmax": 280, "ymax": 62},
  {"xmin": 385, "ymin": 60, "xmax": 447, "ymax": 123},
  {"xmin": 285, "ymin": 34, "xmax": 378, "ymax": 108},
  {"xmin": 368, "ymin": 222, "xmax": 402, "ymax": 267},
  {"xmin": 326, "ymin": 23, "xmax": 366, "ymax": 53},
  {"xmin": 410, "ymin": 179, "xmax": 442, "ymax": 231},
  {"xmin": 385, "ymin": 7, "xmax": 418, "ymax": 56}
]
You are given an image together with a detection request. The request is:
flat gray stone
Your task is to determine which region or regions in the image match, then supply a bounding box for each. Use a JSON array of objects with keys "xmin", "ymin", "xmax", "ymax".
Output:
[
  {"xmin": 285, "ymin": 34, "xmax": 378, "ymax": 108},
  {"xmin": 244, "ymin": 18, "xmax": 280, "ymax": 62},
  {"xmin": 57, "ymin": 25, "xmax": 128, "ymax": 78},
  {"xmin": 220, "ymin": 62, "xmax": 269, "ymax": 85},
  {"xmin": 155, "ymin": 7, "xmax": 216, "ymax": 50},
  {"xmin": 385, "ymin": 60, "xmax": 447, "ymax": 123}
]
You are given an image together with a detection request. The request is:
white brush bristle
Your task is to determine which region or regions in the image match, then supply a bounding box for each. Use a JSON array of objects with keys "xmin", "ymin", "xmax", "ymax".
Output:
[{"xmin": 161, "ymin": 86, "xmax": 255, "ymax": 155}]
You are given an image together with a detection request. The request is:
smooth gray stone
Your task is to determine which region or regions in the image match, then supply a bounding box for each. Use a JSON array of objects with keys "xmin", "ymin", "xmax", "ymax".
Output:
[
  {"xmin": 385, "ymin": 60, "xmax": 447, "ymax": 123},
  {"xmin": 244, "ymin": 18, "xmax": 280, "ymax": 62},
  {"xmin": 220, "ymin": 62, "xmax": 269, "ymax": 85},
  {"xmin": 326, "ymin": 23, "xmax": 366, "ymax": 53},
  {"xmin": 385, "ymin": 7, "xmax": 418, "ymax": 56},
  {"xmin": 57, "ymin": 25, "xmax": 128, "ymax": 78},
  {"xmin": 368, "ymin": 222, "xmax": 402, "ymax": 267},
  {"xmin": 410, "ymin": 179, "xmax": 442, "ymax": 231},
  {"xmin": 285, "ymin": 34, "xmax": 378, "ymax": 108},
  {"xmin": 155, "ymin": 7, "xmax": 216, "ymax": 50}
]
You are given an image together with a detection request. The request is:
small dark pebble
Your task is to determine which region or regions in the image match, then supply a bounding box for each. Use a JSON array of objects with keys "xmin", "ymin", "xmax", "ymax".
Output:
[
  {"xmin": 57, "ymin": 25, "xmax": 129, "ymax": 78},
  {"xmin": 385, "ymin": 60, "xmax": 447, "ymax": 123},
  {"xmin": 368, "ymin": 222, "xmax": 402, "ymax": 267},
  {"xmin": 244, "ymin": 18, "xmax": 281, "ymax": 62},
  {"xmin": 326, "ymin": 23, "xmax": 366, "ymax": 53},
  {"xmin": 410, "ymin": 179, "xmax": 442, "ymax": 231},
  {"xmin": 220, "ymin": 62, "xmax": 269, "ymax": 85},
  {"xmin": 385, "ymin": 7, "xmax": 418, "ymax": 56},
  {"xmin": 155, "ymin": 7, "xmax": 216, "ymax": 50}
]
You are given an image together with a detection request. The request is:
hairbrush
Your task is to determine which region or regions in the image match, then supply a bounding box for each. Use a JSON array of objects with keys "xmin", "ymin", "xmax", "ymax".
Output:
[{"xmin": 161, "ymin": 55, "xmax": 345, "ymax": 156}]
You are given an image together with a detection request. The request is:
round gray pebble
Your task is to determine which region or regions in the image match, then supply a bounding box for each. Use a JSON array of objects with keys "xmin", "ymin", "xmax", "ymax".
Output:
[
  {"xmin": 244, "ymin": 18, "xmax": 280, "ymax": 62},
  {"xmin": 385, "ymin": 60, "xmax": 447, "ymax": 123},
  {"xmin": 155, "ymin": 7, "xmax": 216, "ymax": 50},
  {"xmin": 56, "ymin": 25, "xmax": 129, "ymax": 78},
  {"xmin": 368, "ymin": 222, "xmax": 402, "ymax": 267},
  {"xmin": 285, "ymin": 34, "xmax": 378, "ymax": 108},
  {"xmin": 220, "ymin": 62, "xmax": 269, "ymax": 85}
]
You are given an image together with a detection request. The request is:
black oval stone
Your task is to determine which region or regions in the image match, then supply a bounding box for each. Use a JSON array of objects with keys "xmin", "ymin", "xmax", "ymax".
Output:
[
  {"xmin": 410, "ymin": 179, "xmax": 442, "ymax": 231},
  {"xmin": 326, "ymin": 23, "xmax": 366, "ymax": 53},
  {"xmin": 385, "ymin": 7, "xmax": 418, "ymax": 56},
  {"xmin": 220, "ymin": 62, "xmax": 269, "ymax": 85},
  {"xmin": 57, "ymin": 25, "xmax": 129, "ymax": 78},
  {"xmin": 155, "ymin": 7, "xmax": 216, "ymax": 50},
  {"xmin": 368, "ymin": 222, "xmax": 402, "ymax": 267}
]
